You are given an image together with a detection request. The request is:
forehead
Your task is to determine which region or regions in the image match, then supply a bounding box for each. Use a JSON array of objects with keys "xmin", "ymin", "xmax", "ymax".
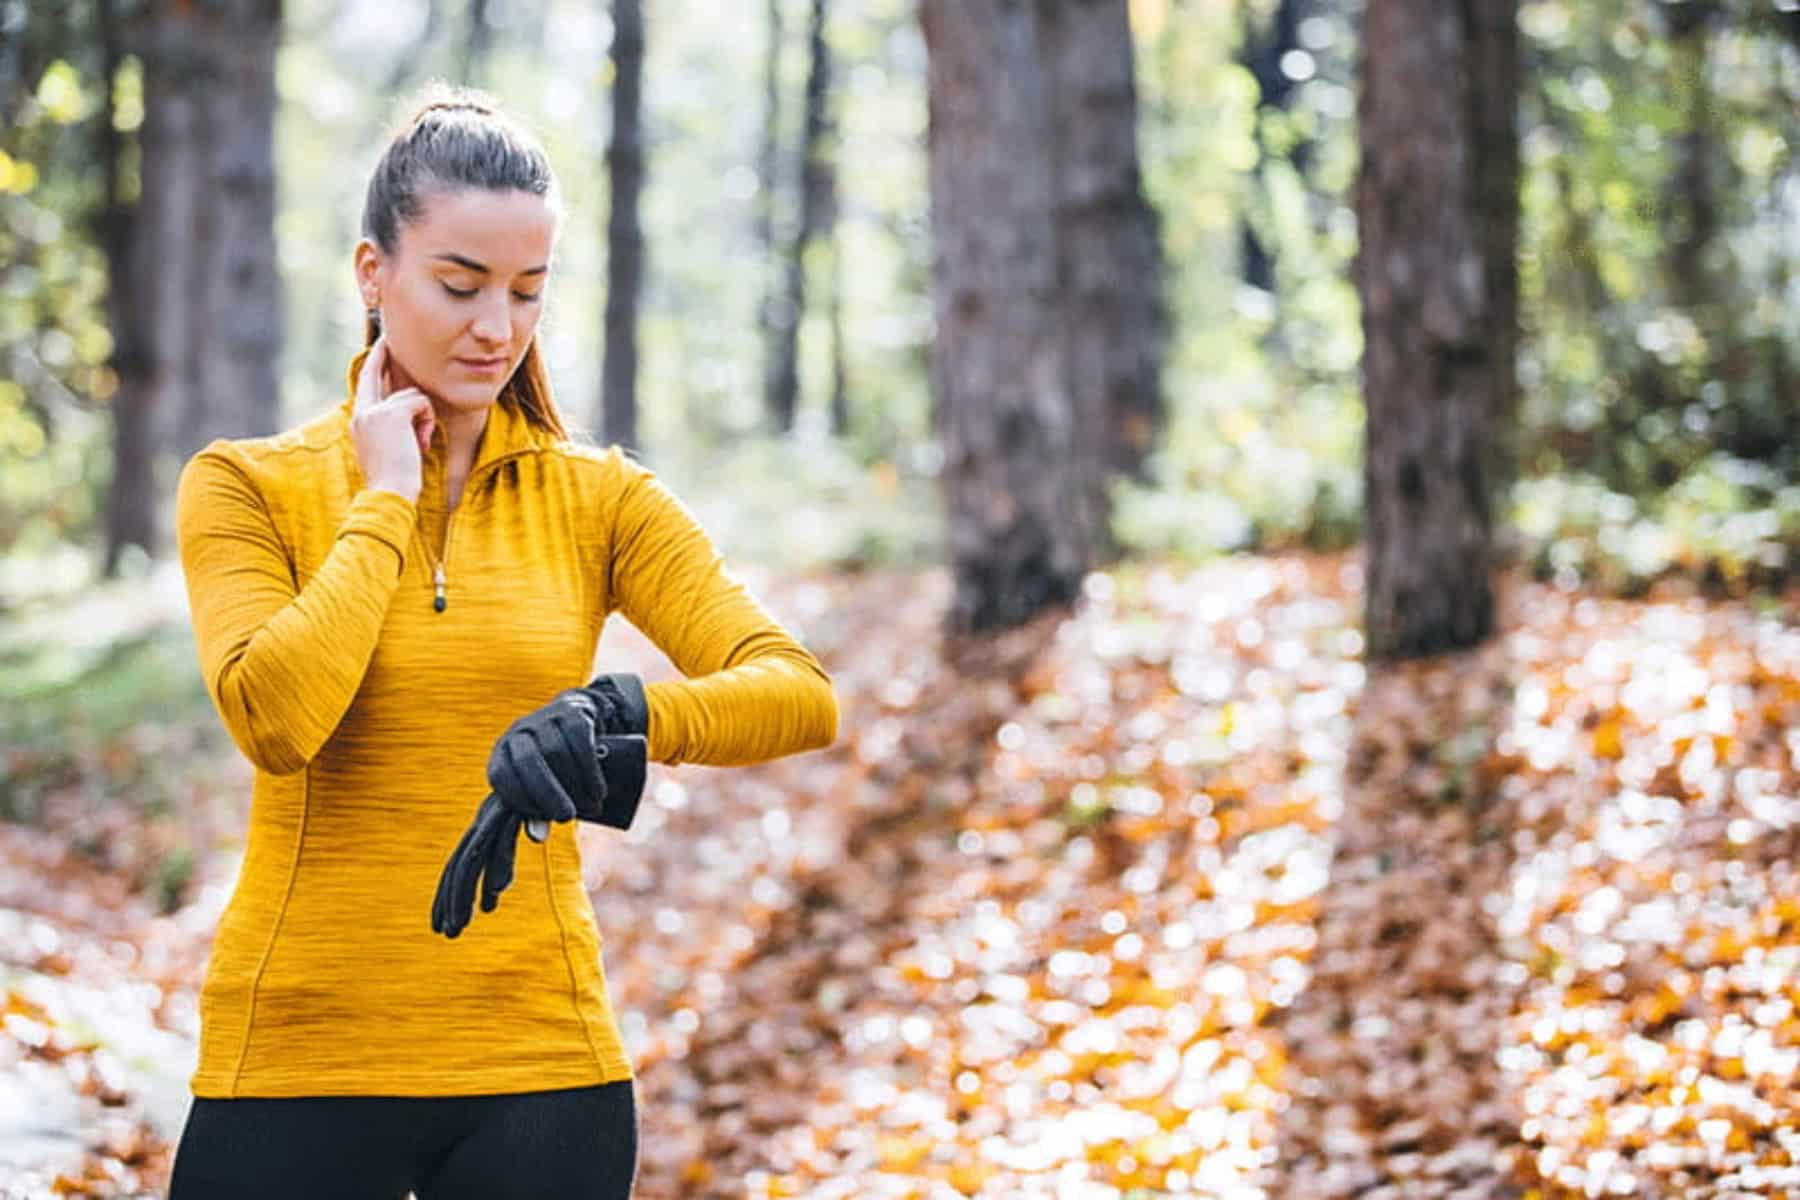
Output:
[{"xmin": 403, "ymin": 188, "xmax": 558, "ymax": 268}]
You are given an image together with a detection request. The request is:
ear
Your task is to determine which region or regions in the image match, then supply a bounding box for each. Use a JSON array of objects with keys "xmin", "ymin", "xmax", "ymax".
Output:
[{"xmin": 352, "ymin": 238, "xmax": 384, "ymax": 303}]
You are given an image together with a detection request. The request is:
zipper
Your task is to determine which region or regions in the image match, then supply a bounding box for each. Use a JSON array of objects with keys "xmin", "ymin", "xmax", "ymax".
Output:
[{"xmin": 412, "ymin": 452, "xmax": 529, "ymax": 613}]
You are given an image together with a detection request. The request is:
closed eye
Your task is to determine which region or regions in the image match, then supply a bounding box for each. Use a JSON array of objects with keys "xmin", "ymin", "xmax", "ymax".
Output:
[{"xmin": 442, "ymin": 283, "xmax": 542, "ymax": 303}]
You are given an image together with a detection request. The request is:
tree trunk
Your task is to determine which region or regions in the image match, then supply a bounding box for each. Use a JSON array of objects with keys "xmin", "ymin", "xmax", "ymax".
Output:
[
  {"xmin": 1471, "ymin": 0, "xmax": 1521, "ymax": 515},
  {"xmin": 120, "ymin": 3, "xmax": 206, "ymax": 470},
  {"xmin": 756, "ymin": 0, "xmax": 787, "ymax": 432},
  {"xmin": 97, "ymin": 0, "xmax": 156, "ymax": 573},
  {"xmin": 601, "ymin": 0, "xmax": 645, "ymax": 453},
  {"xmin": 920, "ymin": 0, "xmax": 1095, "ymax": 637},
  {"xmin": 827, "ymin": 221, "xmax": 848, "ymax": 437},
  {"xmin": 138, "ymin": 0, "xmax": 282, "ymax": 459},
  {"xmin": 1236, "ymin": 0, "xmax": 1307, "ymax": 296},
  {"xmin": 0, "ymin": 0, "xmax": 57, "ymax": 125},
  {"xmin": 816, "ymin": 0, "xmax": 848, "ymax": 438},
  {"xmin": 190, "ymin": 0, "xmax": 283, "ymax": 451},
  {"xmin": 1358, "ymin": 0, "xmax": 1517, "ymax": 659},
  {"xmin": 767, "ymin": 0, "xmax": 836, "ymax": 435},
  {"xmin": 1038, "ymin": 0, "xmax": 1166, "ymax": 491},
  {"xmin": 1661, "ymin": 0, "xmax": 1720, "ymax": 318}
]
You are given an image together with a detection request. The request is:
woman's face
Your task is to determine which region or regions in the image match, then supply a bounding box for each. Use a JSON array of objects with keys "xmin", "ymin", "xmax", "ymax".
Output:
[{"xmin": 354, "ymin": 187, "xmax": 558, "ymax": 416}]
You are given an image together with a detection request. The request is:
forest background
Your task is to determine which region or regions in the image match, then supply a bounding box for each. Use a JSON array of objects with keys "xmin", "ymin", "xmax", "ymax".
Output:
[{"xmin": 2, "ymin": 0, "xmax": 1798, "ymax": 1197}]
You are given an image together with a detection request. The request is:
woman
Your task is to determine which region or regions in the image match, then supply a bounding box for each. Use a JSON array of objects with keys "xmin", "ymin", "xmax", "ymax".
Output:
[{"xmin": 166, "ymin": 83, "xmax": 839, "ymax": 1199}]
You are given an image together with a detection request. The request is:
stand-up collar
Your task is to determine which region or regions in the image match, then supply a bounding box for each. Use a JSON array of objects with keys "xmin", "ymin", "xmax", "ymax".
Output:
[{"xmin": 339, "ymin": 343, "xmax": 553, "ymax": 508}]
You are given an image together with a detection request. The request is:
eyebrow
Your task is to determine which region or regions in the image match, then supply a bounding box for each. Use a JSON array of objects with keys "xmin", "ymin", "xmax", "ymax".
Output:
[{"xmin": 432, "ymin": 252, "xmax": 549, "ymax": 276}]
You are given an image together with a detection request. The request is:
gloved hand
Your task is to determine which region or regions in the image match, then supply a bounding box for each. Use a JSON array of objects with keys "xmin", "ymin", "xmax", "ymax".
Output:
[
  {"xmin": 498, "ymin": 673, "xmax": 650, "ymax": 839},
  {"xmin": 431, "ymin": 674, "xmax": 650, "ymax": 939},
  {"xmin": 431, "ymin": 793, "xmax": 524, "ymax": 938}
]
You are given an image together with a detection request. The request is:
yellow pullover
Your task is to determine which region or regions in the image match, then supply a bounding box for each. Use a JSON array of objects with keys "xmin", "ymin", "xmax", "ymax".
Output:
[{"xmin": 173, "ymin": 344, "xmax": 839, "ymax": 1098}]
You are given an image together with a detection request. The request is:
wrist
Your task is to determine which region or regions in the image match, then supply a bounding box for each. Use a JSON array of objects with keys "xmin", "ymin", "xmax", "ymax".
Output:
[
  {"xmin": 587, "ymin": 734, "xmax": 648, "ymax": 830},
  {"xmin": 584, "ymin": 672, "xmax": 649, "ymax": 737}
]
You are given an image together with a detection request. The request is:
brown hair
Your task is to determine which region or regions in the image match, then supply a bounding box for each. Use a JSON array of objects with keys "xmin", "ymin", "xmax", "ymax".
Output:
[{"xmin": 359, "ymin": 81, "xmax": 572, "ymax": 440}]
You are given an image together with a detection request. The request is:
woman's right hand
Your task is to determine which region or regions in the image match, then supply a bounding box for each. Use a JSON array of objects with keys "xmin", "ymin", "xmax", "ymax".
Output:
[{"xmin": 352, "ymin": 334, "xmax": 435, "ymax": 502}]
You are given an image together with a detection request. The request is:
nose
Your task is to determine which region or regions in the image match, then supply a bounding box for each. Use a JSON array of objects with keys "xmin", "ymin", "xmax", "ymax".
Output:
[{"xmin": 469, "ymin": 295, "xmax": 509, "ymax": 346}]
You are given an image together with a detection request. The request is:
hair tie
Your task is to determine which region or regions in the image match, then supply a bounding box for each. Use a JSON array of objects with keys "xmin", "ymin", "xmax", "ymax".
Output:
[{"xmin": 419, "ymin": 99, "xmax": 493, "ymax": 119}]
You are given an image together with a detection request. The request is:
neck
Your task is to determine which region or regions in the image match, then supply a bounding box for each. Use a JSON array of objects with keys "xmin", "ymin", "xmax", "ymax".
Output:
[
  {"xmin": 386, "ymin": 351, "xmax": 491, "ymax": 484},
  {"xmin": 431, "ymin": 398, "xmax": 490, "ymax": 481}
]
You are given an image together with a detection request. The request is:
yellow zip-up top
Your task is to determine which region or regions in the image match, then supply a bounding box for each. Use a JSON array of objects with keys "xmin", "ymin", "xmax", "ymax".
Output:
[{"xmin": 173, "ymin": 344, "xmax": 839, "ymax": 1098}]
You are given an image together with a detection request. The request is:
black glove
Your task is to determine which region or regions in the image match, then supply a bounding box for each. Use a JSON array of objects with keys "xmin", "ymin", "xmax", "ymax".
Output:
[
  {"xmin": 431, "ymin": 793, "xmax": 524, "ymax": 938},
  {"xmin": 430, "ymin": 674, "xmax": 649, "ymax": 939},
  {"xmin": 502, "ymin": 673, "xmax": 651, "ymax": 838}
]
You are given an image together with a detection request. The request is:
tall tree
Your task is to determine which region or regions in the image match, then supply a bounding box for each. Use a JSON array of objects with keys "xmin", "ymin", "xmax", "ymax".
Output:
[
  {"xmin": 1357, "ymin": 0, "xmax": 1518, "ymax": 658},
  {"xmin": 756, "ymin": 0, "xmax": 787, "ymax": 432},
  {"xmin": 767, "ymin": 0, "xmax": 839, "ymax": 435},
  {"xmin": 1235, "ymin": 0, "xmax": 1311, "ymax": 296},
  {"xmin": 600, "ymin": 0, "xmax": 646, "ymax": 453},
  {"xmin": 116, "ymin": 2, "xmax": 205, "ymax": 473},
  {"xmin": 826, "ymin": 202, "xmax": 848, "ymax": 437},
  {"xmin": 100, "ymin": 0, "xmax": 280, "ymax": 536},
  {"xmin": 919, "ymin": 0, "xmax": 1096, "ymax": 636},
  {"xmin": 1661, "ymin": 0, "xmax": 1722, "ymax": 320},
  {"xmin": 97, "ymin": 0, "xmax": 154, "ymax": 575},
  {"xmin": 190, "ymin": 0, "xmax": 283, "ymax": 452},
  {"xmin": 1039, "ymin": 0, "xmax": 1166, "ymax": 488},
  {"xmin": 0, "ymin": 0, "xmax": 59, "ymax": 122}
]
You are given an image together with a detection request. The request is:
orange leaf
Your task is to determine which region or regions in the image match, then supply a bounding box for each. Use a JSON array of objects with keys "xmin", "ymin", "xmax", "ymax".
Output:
[{"xmin": 1593, "ymin": 719, "xmax": 1624, "ymax": 759}]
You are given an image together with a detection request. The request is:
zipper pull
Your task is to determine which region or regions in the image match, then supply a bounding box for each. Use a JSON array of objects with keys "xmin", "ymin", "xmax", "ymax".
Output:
[{"xmin": 434, "ymin": 562, "xmax": 447, "ymax": 612}]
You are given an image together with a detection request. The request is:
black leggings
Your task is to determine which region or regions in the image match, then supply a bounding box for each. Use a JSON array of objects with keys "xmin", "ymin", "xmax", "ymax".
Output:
[{"xmin": 166, "ymin": 1078, "xmax": 637, "ymax": 1199}]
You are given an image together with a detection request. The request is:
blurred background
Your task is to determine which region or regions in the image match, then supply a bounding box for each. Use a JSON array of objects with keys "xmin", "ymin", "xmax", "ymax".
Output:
[{"xmin": 2, "ymin": 0, "xmax": 1798, "ymax": 1197}]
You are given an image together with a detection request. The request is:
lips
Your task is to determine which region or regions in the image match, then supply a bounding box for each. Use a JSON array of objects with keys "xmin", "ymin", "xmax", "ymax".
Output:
[{"xmin": 456, "ymin": 356, "xmax": 506, "ymax": 371}]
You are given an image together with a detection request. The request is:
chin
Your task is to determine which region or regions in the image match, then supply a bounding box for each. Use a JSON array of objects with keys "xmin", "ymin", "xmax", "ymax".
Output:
[{"xmin": 438, "ymin": 378, "xmax": 506, "ymax": 407}]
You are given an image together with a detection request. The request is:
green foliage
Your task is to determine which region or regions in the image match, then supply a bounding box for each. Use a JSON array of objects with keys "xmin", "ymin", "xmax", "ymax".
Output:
[
  {"xmin": 1513, "ymin": 454, "xmax": 1800, "ymax": 595},
  {"xmin": 8, "ymin": 0, "xmax": 1800, "ymax": 590},
  {"xmin": 0, "ymin": 44, "xmax": 120, "ymax": 555},
  {"xmin": 650, "ymin": 432, "xmax": 941, "ymax": 573},
  {"xmin": 1516, "ymin": 0, "xmax": 1800, "ymax": 492},
  {"xmin": 1116, "ymin": 0, "xmax": 1800, "ymax": 588},
  {"xmin": 1116, "ymin": 0, "xmax": 1368, "ymax": 563},
  {"xmin": 0, "ymin": 575, "xmax": 217, "ymax": 824}
]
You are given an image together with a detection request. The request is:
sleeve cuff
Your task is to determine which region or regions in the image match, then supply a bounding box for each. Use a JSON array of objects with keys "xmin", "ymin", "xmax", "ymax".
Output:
[
  {"xmin": 337, "ymin": 488, "xmax": 418, "ymax": 575},
  {"xmin": 594, "ymin": 734, "xmax": 648, "ymax": 830},
  {"xmin": 587, "ymin": 672, "xmax": 649, "ymax": 736}
]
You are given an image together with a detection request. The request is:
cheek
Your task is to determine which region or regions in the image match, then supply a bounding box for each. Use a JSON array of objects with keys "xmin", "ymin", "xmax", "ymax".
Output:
[{"xmin": 394, "ymin": 280, "xmax": 455, "ymax": 336}]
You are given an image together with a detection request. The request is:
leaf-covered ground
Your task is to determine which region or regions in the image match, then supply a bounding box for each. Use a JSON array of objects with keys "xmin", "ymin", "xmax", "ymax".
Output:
[{"xmin": 1, "ymin": 552, "xmax": 1795, "ymax": 1198}]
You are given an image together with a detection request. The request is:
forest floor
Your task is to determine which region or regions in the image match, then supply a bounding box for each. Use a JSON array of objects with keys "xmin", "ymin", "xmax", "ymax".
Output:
[{"xmin": 0, "ymin": 551, "xmax": 1796, "ymax": 1199}]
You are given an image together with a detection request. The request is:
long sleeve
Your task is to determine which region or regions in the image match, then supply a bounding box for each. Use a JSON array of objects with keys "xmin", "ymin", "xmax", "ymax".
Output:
[
  {"xmin": 175, "ymin": 444, "xmax": 418, "ymax": 776},
  {"xmin": 607, "ymin": 452, "xmax": 839, "ymax": 767}
]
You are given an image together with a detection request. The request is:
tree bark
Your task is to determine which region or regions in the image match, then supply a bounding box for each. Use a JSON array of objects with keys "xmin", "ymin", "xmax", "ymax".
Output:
[
  {"xmin": 189, "ymin": 0, "xmax": 283, "ymax": 452},
  {"xmin": 827, "ymin": 219, "xmax": 848, "ymax": 437},
  {"xmin": 767, "ymin": 0, "xmax": 836, "ymax": 435},
  {"xmin": 1661, "ymin": 0, "xmax": 1720, "ymax": 316},
  {"xmin": 128, "ymin": 0, "xmax": 282, "ymax": 460},
  {"xmin": 1236, "ymin": 0, "xmax": 1308, "ymax": 296},
  {"xmin": 0, "ymin": 0, "xmax": 73, "ymax": 128},
  {"xmin": 756, "ymin": 0, "xmax": 787, "ymax": 432},
  {"xmin": 921, "ymin": 0, "xmax": 1095, "ymax": 637},
  {"xmin": 601, "ymin": 0, "xmax": 646, "ymax": 453},
  {"xmin": 121, "ymin": 4, "xmax": 197, "ymax": 474},
  {"xmin": 98, "ymin": 0, "xmax": 156, "ymax": 573},
  {"xmin": 1039, "ymin": 0, "xmax": 1166, "ymax": 491},
  {"xmin": 1358, "ymin": 0, "xmax": 1517, "ymax": 659}
]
